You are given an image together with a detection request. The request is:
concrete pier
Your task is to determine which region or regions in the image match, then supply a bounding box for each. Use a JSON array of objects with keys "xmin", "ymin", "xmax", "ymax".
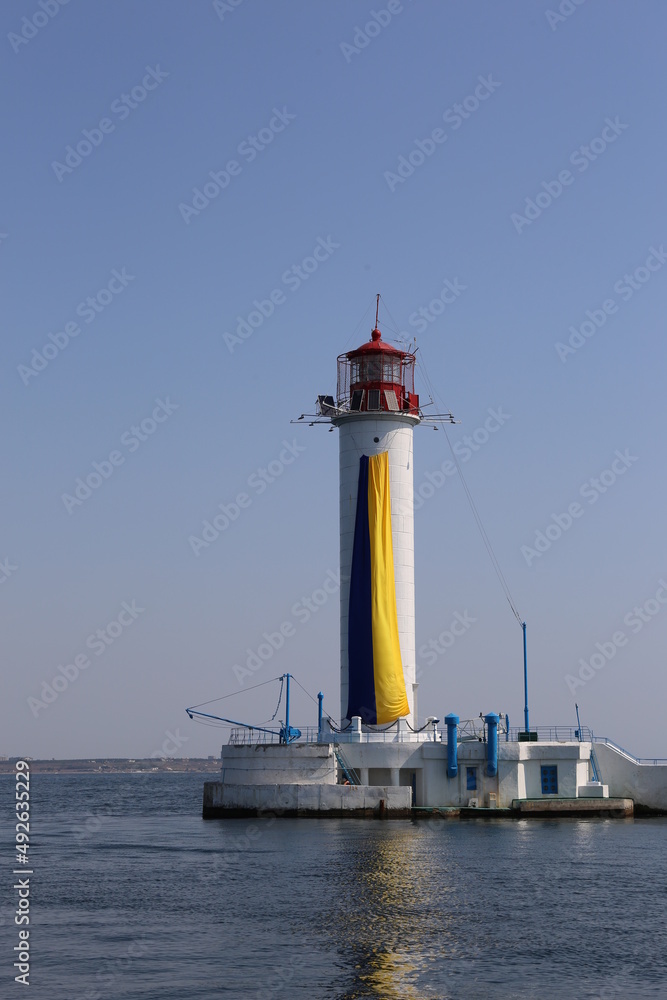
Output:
[
  {"xmin": 202, "ymin": 733, "xmax": 666, "ymax": 818},
  {"xmin": 512, "ymin": 797, "xmax": 634, "ymax": 818},
  {"xmin": 203, "ymin": 781, "xmax": 411, "ymax": 818}
]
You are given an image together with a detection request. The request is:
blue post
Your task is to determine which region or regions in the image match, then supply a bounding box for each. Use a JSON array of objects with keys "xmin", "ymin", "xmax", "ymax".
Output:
[
  {"xmin": 575, "ymin": 703, "xmax": 582, "ymax": 742},
  {"xmin": 280, "ymin": 673, "xmax": 301, "ymax": 744},
  {"xmin": 505, "ymin": 713, "xmax": 510, "ymax": 742},
  {"xmin": 317, "ymin": 691, "xmax": 323, "ymax": 743},
  {"xmin": 285, "ymin": 673, "xmax": 290, "ymax": 741},
  {"xmin": 445, "ymin": 714, "xmax": 459, "ymax": 778},
  {"xmin": 522, "ymin": 621, "xmax": 530, "ymax": 734},
  {"xmin": 485, "ymin": 713, "xmax": 500, "ymax": 777}
]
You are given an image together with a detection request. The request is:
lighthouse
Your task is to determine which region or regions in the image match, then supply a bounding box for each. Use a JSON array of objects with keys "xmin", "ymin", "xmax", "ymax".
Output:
[
  {"xmin": 318, "ymin": 299, "xmax": 420, "ymax": 728},
  {"xmin": 201, "ymin": 297, "xmax": 653, "ymax": 818}
]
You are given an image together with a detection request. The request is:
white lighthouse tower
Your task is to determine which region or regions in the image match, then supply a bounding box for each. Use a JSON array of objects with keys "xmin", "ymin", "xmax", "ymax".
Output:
[
  {"xmin": 318, "ymin": 300, "xmax": 421, "ymax": 728},
  {"xmin": 202, "ymin": 298, "xmax": 649, "ymax": 818}
]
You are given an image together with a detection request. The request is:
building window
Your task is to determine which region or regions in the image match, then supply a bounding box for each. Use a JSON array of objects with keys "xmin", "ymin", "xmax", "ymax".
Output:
[
  {"xmin": 367, "ymin": 389, "xmax": 381, "ymax": 410},
  {"xmin": 383, "ymin": 357, "xmax": 401, "ymax": 384},
  {"xmin": 363, "ymin": 357, "xmax": 383, "ymax": 382},
  {"xmin": 466, "ymin": 767, "xmax": 477, "ymax": 791},
  {"xmin": 350, "ymin": 389, "xmax": 364, "ymax": 411},
  {"xmin": 384, "ymin": 389, "xmax": 399, "ymax": 411},
  {"xmin": 541, "ymin": 765, "xmax": 558, "ymax": 795}
]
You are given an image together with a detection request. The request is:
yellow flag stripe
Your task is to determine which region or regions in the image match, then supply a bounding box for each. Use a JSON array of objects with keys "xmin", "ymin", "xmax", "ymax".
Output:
[{"xmin": 367, "ymin": 452, "xmax": 409, "ymax": 724}]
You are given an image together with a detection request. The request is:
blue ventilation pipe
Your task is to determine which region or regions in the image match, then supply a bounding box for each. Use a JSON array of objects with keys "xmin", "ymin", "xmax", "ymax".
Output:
[
  {"xmin": 445, "ymin": 714, "xmax": 459, "ymax": 778},
  {"xmin": 317, "ymin": 692, "xmax": 323, "ymax": 742},
  {"xmin": 485, "ymin": 713, "xmax": 500, "ymax": 777},
  {"xmin": 522, "ymin": 621, "xmax": 530, "ymax": 733}
]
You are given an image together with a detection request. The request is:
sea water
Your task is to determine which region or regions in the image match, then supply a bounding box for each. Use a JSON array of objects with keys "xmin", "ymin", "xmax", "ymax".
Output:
[{"xmin": 1, "ymin": 771, "xmax": 665, "ymax": 999}]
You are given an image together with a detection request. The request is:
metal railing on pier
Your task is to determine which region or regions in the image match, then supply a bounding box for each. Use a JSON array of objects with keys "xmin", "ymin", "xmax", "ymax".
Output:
[
  {"xmin": 227, "ymin": 724, "xmax": 439, "ymax": 745},
  {"xmin": 226, "ymin": 723, "xmax": 667, "ymax": 765},
  {"xmin": 228, "ymin": 726, "xmax": 321, "ymax": 746},
  {"xmin": 591, "ymin": 735, "xmax": 667, "ymax": 765},
  {"xmin": 504, "ymin": 725, "xmax": 594, "ymax": 743}
]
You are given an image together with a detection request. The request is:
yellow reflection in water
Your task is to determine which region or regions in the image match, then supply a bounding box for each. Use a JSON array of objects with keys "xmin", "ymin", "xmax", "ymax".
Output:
[
  {"xmin": 356, "ymin": 948, "xmax": 421, "ymax": 999},
  {"xmin": 334, "ymin": 823, "xmax": 456, "ymax": 1000}
]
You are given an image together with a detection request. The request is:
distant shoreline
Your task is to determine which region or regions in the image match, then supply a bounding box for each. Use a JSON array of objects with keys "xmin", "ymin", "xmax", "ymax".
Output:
[{"xmin": 0, "ymin": 758, "xmax": 221, "ymax": 775}]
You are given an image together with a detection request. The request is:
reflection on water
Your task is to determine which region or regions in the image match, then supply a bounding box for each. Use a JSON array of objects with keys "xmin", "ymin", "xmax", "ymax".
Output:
[
  {"xmin": 349, "ymin": 950, "xmax": 422, "ymax": 1000},
  {"xmin": 326, "ymin": 821, "xmax": 481, "ymax": 999},
  {"xmin": 334, "ymin": 831, "xmax": 435, "ymax": 998},
  {"xmin": 315, "ymin": 816, "xmax": 667, "ymax": 999},
  {"xmin": 2, "ymin": 775, "xmax": 665, "ymax": 1000}
]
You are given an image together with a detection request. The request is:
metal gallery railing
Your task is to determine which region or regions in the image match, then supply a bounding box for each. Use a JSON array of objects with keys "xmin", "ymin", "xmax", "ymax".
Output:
[
  {"xmin": 226, "ymin": 723, "xmax": 667, "ymax": 765},
  {"xmin": 590, "ymin": 735, "xmax": 667, "ymax": 766}
]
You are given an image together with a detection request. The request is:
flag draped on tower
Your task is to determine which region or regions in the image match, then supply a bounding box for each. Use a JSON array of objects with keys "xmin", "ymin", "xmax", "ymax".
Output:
[{"xmin": 346, "ymin": 452, "xmax": 409, "ymax": 725}]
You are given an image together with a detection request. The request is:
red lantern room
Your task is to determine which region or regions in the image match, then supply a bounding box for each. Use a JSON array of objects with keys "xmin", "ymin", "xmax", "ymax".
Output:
[{"xmin": 336, "ymin": 299, "xmax": 419, "ymax": 415}]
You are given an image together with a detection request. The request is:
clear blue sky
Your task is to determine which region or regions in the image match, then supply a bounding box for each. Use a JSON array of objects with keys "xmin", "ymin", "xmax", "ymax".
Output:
[{"xmin": 3, "ymin": 0, "xmax": 667, "ymax": 758}]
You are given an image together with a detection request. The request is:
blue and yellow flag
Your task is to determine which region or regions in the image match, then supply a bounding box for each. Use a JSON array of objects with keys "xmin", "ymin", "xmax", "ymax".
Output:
[{"xmin": 347, "ymin": 452, "xmax": 409, "ymax": 725}]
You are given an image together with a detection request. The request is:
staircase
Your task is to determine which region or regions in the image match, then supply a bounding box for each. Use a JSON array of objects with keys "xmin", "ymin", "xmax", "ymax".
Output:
[{"xmin": 334, "ymin": 746, "xmax": 361, "ymax": 786}]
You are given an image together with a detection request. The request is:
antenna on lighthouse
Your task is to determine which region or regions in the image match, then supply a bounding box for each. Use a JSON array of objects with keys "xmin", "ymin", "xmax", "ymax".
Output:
[{"xmin": 375, "ymin": 293, "xmax": 380, "ymax": 331}]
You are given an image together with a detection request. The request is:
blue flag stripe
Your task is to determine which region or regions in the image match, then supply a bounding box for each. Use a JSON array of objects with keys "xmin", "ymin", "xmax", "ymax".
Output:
[{"xmin": 346, "ymin": 455, "xmax": 377, "ymax": 724}]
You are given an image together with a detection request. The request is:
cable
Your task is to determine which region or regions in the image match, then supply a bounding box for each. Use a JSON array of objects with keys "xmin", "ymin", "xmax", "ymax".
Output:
[
  {"xmin": 189, "ymin": 717, "xmax": 233, "ymax": 729},
  {"xmin": 290, "ymin": 675, "xmax": 319, "ymax": 705},
  {"xmin": 416, "ymin": 340, "xmax": 523, "ymax": 626},
  {"xmin": 380, "ymin": 298, "xmax": 415, "ymax": 352},
  {"xmin": 444, "ymin": 424, "xmax": 522, "ymax": 624},
  {"xmin": 325, "ymin": 718, "xmax": 352, "ymax": 733},
  {"xmin": 340, "ymin": 299, "xmax": 375, "ymax": 353},
  {"xmin": 406, "ymin": 718, "xmax": 437, "ymax": 733},
  {"xmin": 260, "ymin": 676, "xmax": 284, "ymax": 724},
  {"xmin": 187, "ymin": 676, "xmax": 282, "ymax": 711}
]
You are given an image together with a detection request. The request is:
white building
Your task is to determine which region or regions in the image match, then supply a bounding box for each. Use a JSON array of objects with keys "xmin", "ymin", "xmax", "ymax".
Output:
[{"xmin": 202, "ymin": 317, "xmax": 667, "ymax": 818}]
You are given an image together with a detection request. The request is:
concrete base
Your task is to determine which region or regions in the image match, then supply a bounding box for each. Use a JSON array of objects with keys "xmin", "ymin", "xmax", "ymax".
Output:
[
  {"xmin": 512, "ymin": 797, "xmax": 633, "ymax": 817},
  {"xmin": 220, "ymin": 743, "xmax": 336, "ymax": 785},
  {"xmin": 415, "ymin": 807, "xmax": 516, "ymax": 819},
  {"xmin": 577, "ymin": 782, "xmax": 609, "ymax": 798},
  {"xmin": 203, "ymin": 781, "xmax": 412, "ymax": 818}
]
